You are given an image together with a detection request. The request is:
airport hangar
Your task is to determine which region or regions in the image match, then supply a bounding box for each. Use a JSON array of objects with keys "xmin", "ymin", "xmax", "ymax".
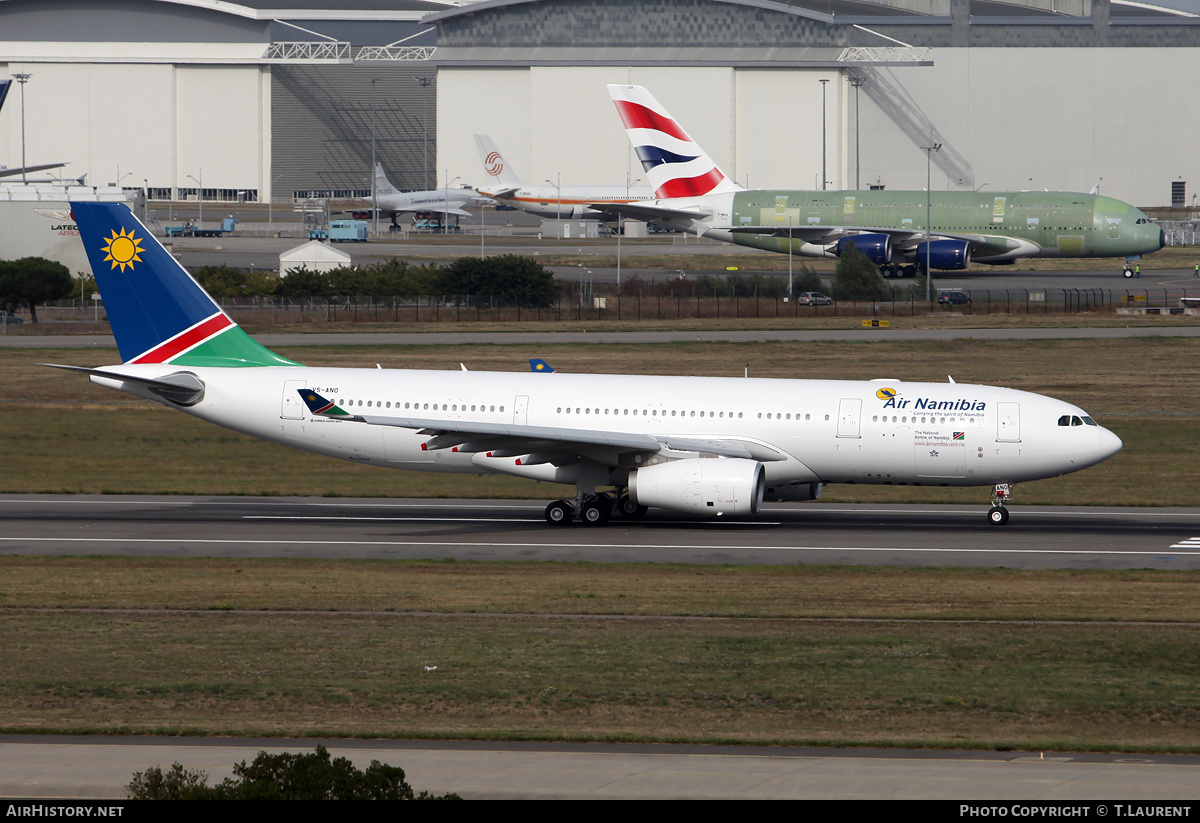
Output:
[{"xmin": 0, "ymin": 0, "xmax": 1197, "ymax": 213}]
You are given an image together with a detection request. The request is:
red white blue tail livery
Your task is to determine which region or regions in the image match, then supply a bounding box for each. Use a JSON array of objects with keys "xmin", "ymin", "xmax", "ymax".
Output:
[{"xmin": 608, "ymin": 84, "xmax": 741, "ymax": 200}]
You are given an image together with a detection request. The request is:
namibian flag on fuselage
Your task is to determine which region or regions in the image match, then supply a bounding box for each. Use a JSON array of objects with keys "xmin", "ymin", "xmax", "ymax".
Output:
[{"xmin": 71, "ymin": 202, "xmax": 298, "ymax": 368}]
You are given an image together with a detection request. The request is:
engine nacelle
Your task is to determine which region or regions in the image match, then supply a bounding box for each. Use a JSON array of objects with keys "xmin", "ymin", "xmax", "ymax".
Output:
[
  {"xmin": 629, "ymin": 458, "xmax": 765, "ymax": 516},
  {"xmin": 837, "ymin": 233, "xmax": 891, "ymax": 265},
  {"xmin": 916, "ymin": 239, "xmax": 972, "ymax": 270},
  {"xmin": 763, "ymin": 482, "xmax": 824, "ymax": 503}
]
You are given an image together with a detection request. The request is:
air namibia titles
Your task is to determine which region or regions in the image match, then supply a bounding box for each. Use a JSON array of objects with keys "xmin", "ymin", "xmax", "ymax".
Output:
[{"xmin": 882, "ymin": 396, "xmax": 987, "ymax": 412}]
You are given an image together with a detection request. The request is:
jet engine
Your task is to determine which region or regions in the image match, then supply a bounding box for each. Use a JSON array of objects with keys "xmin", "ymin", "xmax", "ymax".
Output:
[
  {"xmin": 837, "ymin": 233, "xmax": 891, "ymax": 265},
  {"xmin": 916, "ymin": 239, "xmax": 972, "ymax": 270},
  {"xmin": 763, "ymin": 482, "xmax": 824, "ymax": 502},
  {"xmin": 629, "ymin": 458, "xmax": 765, "ymax": 516}
]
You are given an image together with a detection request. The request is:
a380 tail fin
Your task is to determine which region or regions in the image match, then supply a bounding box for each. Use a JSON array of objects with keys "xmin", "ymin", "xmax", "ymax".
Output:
[
  {"xmin": 71, "ymin": 201, "xmax": 298, "ymax": 368},
  {"xmin": 607, "ymin": 85, "xmax": 742, "ymax": 200},
  {"xmin": 474, "ymin": 135, "xmax": 524, "ymax": 189}
]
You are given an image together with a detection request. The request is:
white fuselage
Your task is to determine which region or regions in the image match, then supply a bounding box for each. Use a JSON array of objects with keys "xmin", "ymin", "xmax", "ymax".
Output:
[
  {"xmin": 479, "ymin": 185, "xmax": 655, "ymax": 220},
  {"xmin": 365, "ymin": 189, "xmax": 475, "ymax": 216},
  {"xmin": 94, "ymin": 366, "xmax": 1122, "ymax": 493}
]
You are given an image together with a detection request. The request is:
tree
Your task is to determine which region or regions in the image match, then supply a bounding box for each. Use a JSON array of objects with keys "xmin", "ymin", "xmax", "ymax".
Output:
[
  {"xmin": 830, "ymin": 243, "xmax": 888, "ymax": 302},
  {"xmin": 438, "ymin": 254, "xmax": 560, "ymax": 307},
  {"xmin": 788, "ymin": 264, "xmax": 825, "ymax": 297},
  {"xmin": 127, "ymin": 745, "xmax": 460, "ymax": 800},
  {"xmin": 0, "ymin": 256, "xmax": 73, "ymax": 322}
]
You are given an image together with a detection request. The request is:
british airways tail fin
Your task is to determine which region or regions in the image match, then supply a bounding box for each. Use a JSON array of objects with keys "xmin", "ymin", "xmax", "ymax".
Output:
[
  {"xmin": 475, "ymin": 135, "xmax": 524, "ymax": 189},
  {"xmin": 607, "ymin": 85, "xmax": 742, "ymax": 200},
  {"xmin": 0, "ymin": 79, "xmax": 10, "ymax": 114},
  {"xmin": 71, "ymin": 201, "xmax": 299, "ymax": 368},
  {"xmin": 374, "ymin": 163, "xmax": 401, "ymax": 197}
]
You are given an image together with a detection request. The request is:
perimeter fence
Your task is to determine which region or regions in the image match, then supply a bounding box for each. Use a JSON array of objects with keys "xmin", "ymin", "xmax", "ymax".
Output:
[{"xmin": 9, "ymin": 286, "xmax": 1199, "ymax": 332}]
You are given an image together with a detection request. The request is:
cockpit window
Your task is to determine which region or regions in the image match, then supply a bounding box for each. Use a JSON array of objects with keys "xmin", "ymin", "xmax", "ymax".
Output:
[
  {"xmin": 1082, "ymin": 416, "xmax": 1098, "ymax": 426},
  {"xmin": 1059, "ymin": 415, "xmax": 1089, "ymax": 426},
  {"xmin": 1058, "ymin": 415, "xmax": 1071, "ymax": 426},
  {"xmin": 1071, "ymin": 416, "xmax": 1083, "ymax": 426}
]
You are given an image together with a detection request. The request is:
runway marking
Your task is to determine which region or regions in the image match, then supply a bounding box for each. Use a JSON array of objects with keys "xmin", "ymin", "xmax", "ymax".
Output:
[
  {"xmin": 3, "ymin": 536, "xmax": 1200, "ymax": 556},
  {"xmin": 240, "ymin": 515, "xmax": 777, "ymax": 527},
  {"xmin": 6, "ymin": 499, "xmax": 1200, "ymax": 520},
  {"xmin": 1171, "ymin": 537, "xmax": 1200, "ymax": 549}
]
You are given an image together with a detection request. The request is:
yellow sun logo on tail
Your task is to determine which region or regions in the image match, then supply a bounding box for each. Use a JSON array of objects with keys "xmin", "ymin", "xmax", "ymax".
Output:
[{"xmin": 101, "ymin": 227, "xmax": 144, "ymax": 272}]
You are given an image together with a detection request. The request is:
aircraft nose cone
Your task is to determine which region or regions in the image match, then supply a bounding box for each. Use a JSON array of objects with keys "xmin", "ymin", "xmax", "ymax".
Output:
[
  {"xmin": 1158, "ymin": 225, "xmax": 1166, "ymax": 251},
  {"xmin": 1099, "ymin": 427, "xmax": 1123, "ymax": 461}
]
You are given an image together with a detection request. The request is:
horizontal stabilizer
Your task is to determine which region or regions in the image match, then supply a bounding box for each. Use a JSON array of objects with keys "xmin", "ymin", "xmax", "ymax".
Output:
[{"xmin": 44, "ymin": 364, "xmax": 205, "ymax": 406}]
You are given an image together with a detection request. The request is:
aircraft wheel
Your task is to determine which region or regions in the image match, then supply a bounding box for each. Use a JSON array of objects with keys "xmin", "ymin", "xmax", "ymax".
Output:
[
  {"xmin": 545, "ymin": 500, "xmax": 573, "ymax": 526},
  {"xmin": 903, "ymin": 265, "xmax": 917, "ymax": 278},
  {"xmin": 1123, "ymin": 268, "xmax": 1133, "ymax": 278},
  {"xmin": 880, "ymin": 266, "xmax": 893, "ymax": 279},
  {"xmin": 617, "ymin": 495, "xmax": 648, "ymax": 519},
  {"xmin": 987, "ymin": 505, "xmax": 1010, "ymax": 526},
  {"xmin": 580, "ymin": 500, "xmax": 611, "ymax": 526}
]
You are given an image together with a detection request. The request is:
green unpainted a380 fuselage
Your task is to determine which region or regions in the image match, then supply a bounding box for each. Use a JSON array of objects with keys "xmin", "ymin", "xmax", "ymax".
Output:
[{"xmin": 726, "ymin": 190, "xmax": 1163, "ymax": 263}]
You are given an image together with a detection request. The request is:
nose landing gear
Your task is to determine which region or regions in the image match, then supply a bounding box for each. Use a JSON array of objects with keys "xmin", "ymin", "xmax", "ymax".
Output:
[{"xmin": 988, "ymin": 483, "xmax": 1012, "ymax": 526}]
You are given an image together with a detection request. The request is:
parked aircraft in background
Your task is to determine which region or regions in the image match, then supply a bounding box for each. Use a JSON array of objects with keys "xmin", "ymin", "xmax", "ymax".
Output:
[
  {"xmin": 474, "ymin": 135, "xmax": 653, "ymax": 220},
  {"xmin": 0, "ymin": 79, "xmax": 66, "ymax": 180},
  {"xmin": 359, "ymin": 163, "xmax": 482, "ymax": 227},
  {"xmin": 55, "ymin": 202, "xmax": 1122, "ymax": 527},
  {"xmin": 599, "ymin": 85, "xmax": 1164, "ymax": 276}
]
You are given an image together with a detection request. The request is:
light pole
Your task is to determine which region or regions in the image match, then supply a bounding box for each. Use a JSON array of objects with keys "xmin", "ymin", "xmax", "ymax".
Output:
[
  {"xmin": 617, "ymin": 173, "xmax": 641, "ymax": 293},
  {"xmin": 416, "ymin": 76, "xmax": 433, "ymax": 191},
  {"xmin": 11, "ymin": 72, "xmax": 30, "ymax": 185},
  {"xmin": 923, "ymin": 141, "xmax": 942, "ymax": 303},
  {"xmin": 544, "ymin": 174, "xmax": 561, "ymax": 237},
  {"xmin": 819, "ymin": 79, "xmax": 829, "ymax": 191},
  {"xmin": 443, "ymin": 170, "xmax": 458, "ymax": 235},
  {"xmin": 850, "ymin": 74, "xmax": 864, "ymax": 190},
  {"xmin": 187, "ymin": 169, "xmax": 203, "ymax": 227},
  {"xmin": 370, "ymin": 77, "xmax": 379, "ymax": 236}
]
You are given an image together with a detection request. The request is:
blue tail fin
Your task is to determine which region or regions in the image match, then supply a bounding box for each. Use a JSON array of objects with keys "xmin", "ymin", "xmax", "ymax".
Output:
[{"xmin": 71, "ymin": 202, "xmax": 298, "ymax": 367}]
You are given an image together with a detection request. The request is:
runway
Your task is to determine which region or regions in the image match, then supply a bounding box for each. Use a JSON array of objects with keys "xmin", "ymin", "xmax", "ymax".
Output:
[
  {"xmin": 3, "ymin": 495, "xmax": 1199, "ymax": 570},
  {"xmin": 4, "ymin": 735, "xmax": 1200, "ymax": 800}
]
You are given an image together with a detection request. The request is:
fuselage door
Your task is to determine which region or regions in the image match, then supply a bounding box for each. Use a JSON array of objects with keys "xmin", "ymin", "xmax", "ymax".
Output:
[
  {"xmin": 281, "ymin": 379, "xmax": 307, "ymax": 419},
  {"xmin": 837, "ymin": 398, "xmax": 862, "ymax": 438},
  {"xmin": 996, "ymin": 401, "xmax": 1021, "ymax": 442},
  {"xmin": 514, "ymin": 395, "xmax": 529, "ymax": 425}
]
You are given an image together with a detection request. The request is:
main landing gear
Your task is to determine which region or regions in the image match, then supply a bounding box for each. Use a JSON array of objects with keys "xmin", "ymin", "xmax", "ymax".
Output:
[
  {"xmin": 879, "ymin": 264, "xmax": 918, "ymax": 278},
  {"xmin": 544, "ymin": 488, "xmax": 648, "ymax": 526},
  {"xmin": 988, "ymin": 483, "xmax": 1012, "ymax": 526}
]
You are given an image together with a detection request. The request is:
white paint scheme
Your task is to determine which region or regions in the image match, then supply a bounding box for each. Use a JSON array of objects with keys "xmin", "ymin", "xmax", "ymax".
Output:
[
  {"xmin": 474, "ymin": 134, "xmax": 653, "ymax": 220},
  {"xmin": 363, "ymin": 162, "xmax": 482, "ymax": 221},
  {"xmin": 89, "ymin": 363, "xmax": 1122, "ymax": 523}
]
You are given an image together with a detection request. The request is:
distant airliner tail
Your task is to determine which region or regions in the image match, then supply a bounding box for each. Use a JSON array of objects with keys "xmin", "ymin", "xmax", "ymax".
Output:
[
  {"xmin": 374, "ymin": 162, "xmax": 401, "ymax": 198},
  {"xmin": 607, "ymin": 84, "xmax": 742, "ymax": 200},
  {"xmin": 70, "ymin": 201, "xmax": 299, "ymax": 368},
  {"xmin": 475, "ymin": 135, "xmax": 524, "ymax": 189}
]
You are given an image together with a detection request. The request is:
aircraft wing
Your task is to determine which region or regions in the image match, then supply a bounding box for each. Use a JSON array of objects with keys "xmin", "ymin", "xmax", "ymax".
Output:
[
  {"xmin": 478, "ymin": 187, "xmax": 519, "ymax": 200},
  {"xmin": 422, "ymin": 206, "xmax": 473, "ymax": 218},
  {"xmin": 588, "ymin": 202, "xmax": 712, "ymax": 224},
  {"xmin": 0, "ymin": 162, "xmax": 67, "ymax": 179},
  {"xmin": 729, "ymin": 224, "xmax": 1034, "ymax": 257},
  {"xmin": 299, "ymin": 390, "xmax": 784, "ymax": 463}
]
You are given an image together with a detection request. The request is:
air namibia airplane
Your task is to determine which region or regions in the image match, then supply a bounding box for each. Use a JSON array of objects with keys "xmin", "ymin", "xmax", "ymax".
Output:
[
  {"xmin": 601, "ymin": 85, "xmax": 1164, "ymax": 276},
  {"xmin": 57, "ymin": 202, "xmax": 1121, "ymax": 526}
]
